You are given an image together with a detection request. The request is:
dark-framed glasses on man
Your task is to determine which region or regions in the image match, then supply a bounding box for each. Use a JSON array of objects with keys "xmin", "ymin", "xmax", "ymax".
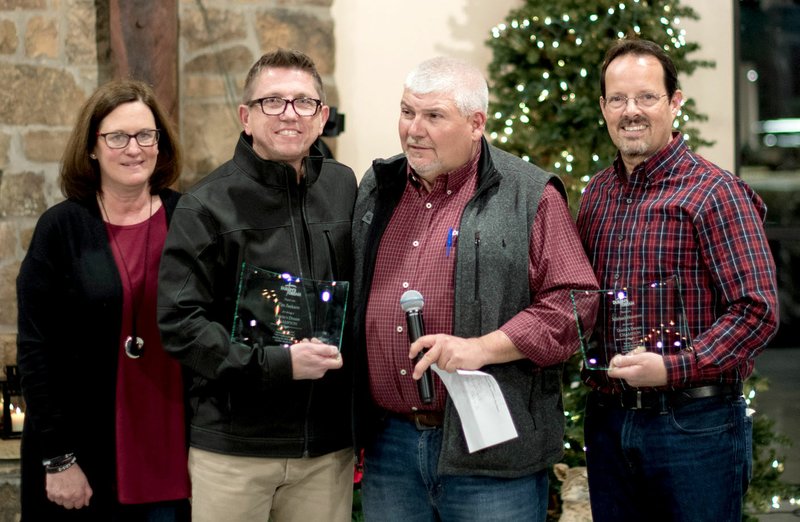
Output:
[{"xmin": 249, "ymin": 97, "xmax": 322, "ymax": 117}]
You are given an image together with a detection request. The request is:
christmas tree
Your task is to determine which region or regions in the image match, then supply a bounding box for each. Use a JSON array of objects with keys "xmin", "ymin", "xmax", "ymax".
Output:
[
  {"xmin": 485, "ymin": 1, "xmax": 798, "ymax": 519},
  {"xmin": 485, "ymin": 0, "xmax": 713, "ymax": 208}
]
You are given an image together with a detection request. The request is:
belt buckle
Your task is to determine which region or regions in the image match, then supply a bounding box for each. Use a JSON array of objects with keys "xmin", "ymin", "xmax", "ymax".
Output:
[
  {"xmin": 619, "ymin": 391, "xmax": 644, "ymax": 409},
  {"xmin": 413, "ymin": 413, "xmax": 438, "ymax": 431}
]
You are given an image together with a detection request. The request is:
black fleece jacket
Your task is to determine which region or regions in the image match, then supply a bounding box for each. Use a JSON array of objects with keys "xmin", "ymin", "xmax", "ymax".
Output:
[{"xmin": 158, "ymin": 133, "xmax": 356, "ymax": 458}]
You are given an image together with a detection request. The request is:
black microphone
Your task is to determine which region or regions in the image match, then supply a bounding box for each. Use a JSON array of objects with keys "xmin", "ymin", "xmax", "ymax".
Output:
[{"xmin": 400, "ymin": 290, "xmax": 434, "ymax": 404}]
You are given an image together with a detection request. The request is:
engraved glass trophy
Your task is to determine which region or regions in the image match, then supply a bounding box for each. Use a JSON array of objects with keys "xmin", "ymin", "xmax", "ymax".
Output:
[
  {"xmin": 570, "ymin": 275, "xmax": 693, "ymax": 370},
  {"xmin": 231, "ymin": 264, "xmax": 349, "ymax": 350}
]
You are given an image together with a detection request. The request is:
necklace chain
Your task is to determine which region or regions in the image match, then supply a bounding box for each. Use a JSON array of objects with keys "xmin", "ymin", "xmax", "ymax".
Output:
[{"xmin": 98, "ymin": 194, "xmax": 153, "ymax": 359}]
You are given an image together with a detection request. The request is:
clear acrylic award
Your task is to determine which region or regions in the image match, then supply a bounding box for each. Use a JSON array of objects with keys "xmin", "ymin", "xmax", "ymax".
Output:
[
  {"xmin": 231, "ymin": 264, "xmax": 349, "ymax": 350},
  {"xmin": 570, "ymin": 275, "xmax": 693, "ymax": 370}
]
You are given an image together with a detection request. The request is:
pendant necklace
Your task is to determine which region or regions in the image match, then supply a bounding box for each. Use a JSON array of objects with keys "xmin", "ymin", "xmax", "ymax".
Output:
[{"xmin": 98, "ymin": 193, "xmax": 152, "ymax": 359}]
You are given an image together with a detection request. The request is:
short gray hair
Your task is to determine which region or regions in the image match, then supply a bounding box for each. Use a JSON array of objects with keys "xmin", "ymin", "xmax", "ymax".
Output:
[{"xmin": 404, "ymin": 57, "xmax": 488, "ymax": 116}]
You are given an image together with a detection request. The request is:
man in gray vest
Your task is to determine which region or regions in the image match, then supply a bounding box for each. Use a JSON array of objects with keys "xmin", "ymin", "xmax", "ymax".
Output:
[{"xmin": 351, "ymin": 56, "xmax": 599, "ymax": 521}]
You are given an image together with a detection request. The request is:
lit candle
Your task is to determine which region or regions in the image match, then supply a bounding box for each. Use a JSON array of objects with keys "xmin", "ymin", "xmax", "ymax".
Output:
[{"xmin": 11, "ymin": 406, "xmax": 24, "ymax": 432}]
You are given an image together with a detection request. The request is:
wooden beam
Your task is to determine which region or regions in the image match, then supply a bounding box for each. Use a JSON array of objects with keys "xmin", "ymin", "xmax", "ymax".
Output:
[{"xmin": 107, "ymin": 0, "xmax": 179, "ymax": 123}]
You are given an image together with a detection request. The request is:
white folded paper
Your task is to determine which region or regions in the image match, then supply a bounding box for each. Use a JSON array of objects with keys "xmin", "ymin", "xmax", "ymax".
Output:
[{"xmin": 432, "ymin": 365, "xmax": 518, "ymax": 453}]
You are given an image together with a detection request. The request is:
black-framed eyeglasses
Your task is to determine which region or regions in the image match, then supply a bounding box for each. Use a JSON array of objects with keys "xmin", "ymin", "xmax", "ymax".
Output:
[
  {"xmin": 248, "ymin": 97, "xmax": 322, "ymax": 117},
  {"xmin": 603, "ymin": 93, "xmax": 668, "ymax": 110},
  {"xmin": 97, "ymin": 129, "xmax": 160, "ymax": 149}
]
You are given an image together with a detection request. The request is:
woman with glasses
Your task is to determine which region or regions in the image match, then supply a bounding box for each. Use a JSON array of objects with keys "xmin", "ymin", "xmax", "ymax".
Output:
[{"xmin": 16, "ymin": 79, "xmax": 190, "ymax": 521}]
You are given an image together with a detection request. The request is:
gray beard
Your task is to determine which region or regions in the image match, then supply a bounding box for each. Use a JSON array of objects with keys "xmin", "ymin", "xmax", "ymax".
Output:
[
  {"xmin": 618, "ymin": 140, "xmax": 650, "ymax": 159},
  {"xmin": 407, "ymin": 157, "xmax": 442, "ymax": 179}
]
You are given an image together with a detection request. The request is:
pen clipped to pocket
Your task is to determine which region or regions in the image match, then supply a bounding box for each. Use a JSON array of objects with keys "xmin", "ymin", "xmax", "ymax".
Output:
[{"xmin": 445, "ymin": 227, "xmax": 459, "ymax": 257}]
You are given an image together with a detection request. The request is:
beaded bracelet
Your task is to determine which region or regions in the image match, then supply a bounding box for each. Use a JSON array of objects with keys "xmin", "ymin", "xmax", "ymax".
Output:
[{"xmin": 42, "ymin": 453, "xmax": 77, "ymax": 474}]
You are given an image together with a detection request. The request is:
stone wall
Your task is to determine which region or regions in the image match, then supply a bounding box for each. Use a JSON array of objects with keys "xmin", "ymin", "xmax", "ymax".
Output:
[
  {"xmin": 0, "ymin": 0, "xmax": 337, "ymax": 514},
  {"xmin": 0, "ymin": 0, "xmax": 98, "ymax": 376},
  {"xmin": 179, "ymin": 0, "xmax": 338, "ymax": 188}
]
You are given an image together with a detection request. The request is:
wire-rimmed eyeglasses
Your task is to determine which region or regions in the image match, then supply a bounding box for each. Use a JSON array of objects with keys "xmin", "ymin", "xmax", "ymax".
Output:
[
  {"xmin": 248, "ymin": 97, "xmax": 322, "ymax": 117},
  {"xmin": 97, "ymin": 129, "xmax": 160, "ymax": 149},
  {"xmin": 602, "ymin": 93, "xmax": 668, "ymax": 110}
]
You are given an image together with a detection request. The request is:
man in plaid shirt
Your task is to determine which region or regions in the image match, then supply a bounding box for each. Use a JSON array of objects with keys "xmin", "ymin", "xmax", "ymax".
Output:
[
  {"xmin": 352, "ymin": 56, "xmax": 599, "ymax": 521},
  {"xmin": 577, "ymin": 38, "xmax": 779, "ymax": 522}
]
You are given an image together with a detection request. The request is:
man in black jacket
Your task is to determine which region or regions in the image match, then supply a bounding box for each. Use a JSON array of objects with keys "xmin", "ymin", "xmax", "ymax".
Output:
[{"xmin": 158, "ymin": 49, "xmax": 357, "ymax": 522}]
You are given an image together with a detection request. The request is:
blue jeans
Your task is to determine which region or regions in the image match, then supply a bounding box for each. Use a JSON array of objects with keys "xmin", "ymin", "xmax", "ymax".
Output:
[
  {"xmin": 361, "ymin": 416, "xmax": 548, "ymax": 522},
  {"xmin": 584, "ymin": 392, "xmax": 752, "ymax": 522}
]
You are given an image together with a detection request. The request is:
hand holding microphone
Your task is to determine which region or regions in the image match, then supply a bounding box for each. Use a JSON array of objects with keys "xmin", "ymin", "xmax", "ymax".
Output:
[{"xmin": 400, "ymin": 290, "xmax": 434, "ymax": 404}]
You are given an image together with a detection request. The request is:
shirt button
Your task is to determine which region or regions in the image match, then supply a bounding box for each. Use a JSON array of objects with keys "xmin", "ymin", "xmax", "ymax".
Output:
[
  {"xmin": 412, "ymin": 240, "xmax": 420, "ymax": 247},
  {"xmin": 400, "ymin": 369, "xmax": 407, "ymax": 376},
  {"xmin": 425, "ymin": 202, "xmax": 433, "ymax": 209},
  {"xmin": 402, "ymin": 282, "xmax": 409, "ymax": 288},
  {"xmin": 396, "ymin": 326, "xmax": 403, "ymax": 333},
  {"xmin": 614, "ymin": 273, "xmax": 620, "ymax": 280},
  {"xmin": 447, "ymin": 190, "xmax": 452, "ymax": 195},
  {"xmin": 411, "ymin": 406, "xmax": 418, "ymax": 411},
  {"xmin": 626, "ymin": 198, "xmax": 633, "ymax": 204},
  {"xmin": 618, "ymin": 234, "xmax": 624, "ymax": 241}
]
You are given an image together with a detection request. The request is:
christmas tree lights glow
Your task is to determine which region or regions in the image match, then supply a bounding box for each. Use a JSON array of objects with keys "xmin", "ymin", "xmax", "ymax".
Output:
[
  {"xmin": 484, "ymin": 1, "xmax": 799, "ymax": 518},
  {"xmin": 485, "ymin": 0, "xmax": 714, "ymax": 209}
]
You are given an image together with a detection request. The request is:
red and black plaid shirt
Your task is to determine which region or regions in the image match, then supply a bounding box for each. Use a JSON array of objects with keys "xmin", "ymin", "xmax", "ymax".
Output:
[
  {"xmin": 577, "ymin": 134, "xmax": 779, "ymax": 393},
  {"xmin": 366, "ymin": 151, "xmax": 599, "ymax": 413}
]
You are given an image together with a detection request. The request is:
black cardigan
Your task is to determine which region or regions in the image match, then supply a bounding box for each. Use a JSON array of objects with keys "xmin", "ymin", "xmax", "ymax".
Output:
[{"xmin": 16, "ymin": 189, "xmax": 181, "ymax": 520}]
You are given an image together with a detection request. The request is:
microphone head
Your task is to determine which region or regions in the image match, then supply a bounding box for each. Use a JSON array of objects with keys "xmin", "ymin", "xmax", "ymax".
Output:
[{"xmin": 400, "ymin": 290, "xmax": 424, "ymax": 312}]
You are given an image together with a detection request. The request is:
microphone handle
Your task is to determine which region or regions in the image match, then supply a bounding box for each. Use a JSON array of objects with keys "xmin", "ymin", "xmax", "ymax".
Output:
[
  {"xmin": 406, "ymin": 310, "xmax": 434, "ymax": 404},
  {"xmin": 415, "ymin": 354, "xmax": 434, "ymax": 405}
]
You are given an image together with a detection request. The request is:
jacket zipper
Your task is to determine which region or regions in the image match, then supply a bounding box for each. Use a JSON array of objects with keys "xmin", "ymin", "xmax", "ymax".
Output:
[
  {"xmin": 473, "ymin": 230, "xmax": 481, "ymax": 300},
  {"xmin": 323, "ymin": 230, "xmax": 337, "ymax": 280},
  {"xmin": 302, "ymin": 382, "xmax": 313, "ymax": 458},
  {"xmin": 286, "ymin": 171, "xmax": 307, "ymax": 281},
  {"xmin": 300, "ymin": 181, "xmax": 314, "ymax": 458},
  {"xmin": 290, "ymin": 168, "xmax": 315, "ymax": 457},
  {"xmin": 298, "ymin": 183, "xmax": 314, "ymax": 279}
]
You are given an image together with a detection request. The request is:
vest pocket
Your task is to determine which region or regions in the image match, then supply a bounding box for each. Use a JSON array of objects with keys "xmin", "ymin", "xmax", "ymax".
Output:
[{"xmin": 473, "ymin": 230, "xmax": 481, "ymax": 300}]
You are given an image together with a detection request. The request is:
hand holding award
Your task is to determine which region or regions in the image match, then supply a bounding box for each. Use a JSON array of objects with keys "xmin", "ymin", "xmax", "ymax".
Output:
[
  {"xmin": 570, "ymin": 275, "xmax": 693, "ymax": 371},
  {"xmin": 231, "ymin": 264, "xmax": 350, "ymax": 353}
]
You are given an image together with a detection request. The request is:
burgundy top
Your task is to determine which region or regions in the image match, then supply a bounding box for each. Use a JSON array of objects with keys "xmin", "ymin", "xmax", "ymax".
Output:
[{"xmin": 106, "ymin": 206, "xmax": 190, "ymax": 504}]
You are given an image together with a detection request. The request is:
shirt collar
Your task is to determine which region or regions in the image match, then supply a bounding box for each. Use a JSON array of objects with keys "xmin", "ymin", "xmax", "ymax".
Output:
[
  {"xmin": 613, "ymin": 131, "xmax": 687, "ymax": 183},
  {"xmin": 407, "ymin": 149, "xmax": 481, "ymax": 195}
]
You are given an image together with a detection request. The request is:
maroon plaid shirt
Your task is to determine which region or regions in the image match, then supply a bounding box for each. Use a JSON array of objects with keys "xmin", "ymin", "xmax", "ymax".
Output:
[
  {"xmin": 366, "ymin": 151, "xmax": 598, "ymax": 413},
  {"xmin": 577, "ymin": 134, "xmax": 779, "ymax": 393}
]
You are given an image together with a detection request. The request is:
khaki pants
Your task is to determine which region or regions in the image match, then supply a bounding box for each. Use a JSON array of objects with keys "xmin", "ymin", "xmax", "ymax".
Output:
[{"xmin": 189, "ymin": 446, "xmax": 354, "ymax": 522}]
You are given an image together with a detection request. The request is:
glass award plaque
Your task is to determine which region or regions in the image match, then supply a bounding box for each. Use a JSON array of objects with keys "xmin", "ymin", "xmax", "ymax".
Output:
[
  {"xmin": 231, "ymin": 264, "xmax": 349, "ymax": 350},
  {"xmin": 570, "ymin": 275, "xmax": 693, "ymax": 370}
]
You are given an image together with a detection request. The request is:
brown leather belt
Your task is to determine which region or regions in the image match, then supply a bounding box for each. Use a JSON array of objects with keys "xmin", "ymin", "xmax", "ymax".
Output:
[
  {"xmin": 389, "ymin": 410, "xmax": 444, "ymax": 430},
  {"xmin": 593, "ymin": 383, "xmax": 744, "ymax": 411}
]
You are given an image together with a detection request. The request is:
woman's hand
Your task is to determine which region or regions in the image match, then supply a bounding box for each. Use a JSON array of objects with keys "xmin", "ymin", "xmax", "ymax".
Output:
[{"xmin": 46, "ymin": 463, "xmax": 93, "ymax": 509}]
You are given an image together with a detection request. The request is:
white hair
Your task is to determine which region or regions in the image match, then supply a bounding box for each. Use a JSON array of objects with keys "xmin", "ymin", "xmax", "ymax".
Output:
[{"xmin": 404, "ymin": 56, "xmax": 489, "ymax": 116}]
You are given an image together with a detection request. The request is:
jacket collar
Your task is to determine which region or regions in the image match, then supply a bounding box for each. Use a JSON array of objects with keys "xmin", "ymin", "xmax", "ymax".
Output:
[
  {"xmin": 475, "ymin": 136, "xmax": 500, "ymax": 193},
  {"xmin": 233, "ymin": 131, "xmax": 325, "ymax": 187},
  {"xmin": 373, "ymin": 136, "xmax": 500, "ymax": 194}
]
